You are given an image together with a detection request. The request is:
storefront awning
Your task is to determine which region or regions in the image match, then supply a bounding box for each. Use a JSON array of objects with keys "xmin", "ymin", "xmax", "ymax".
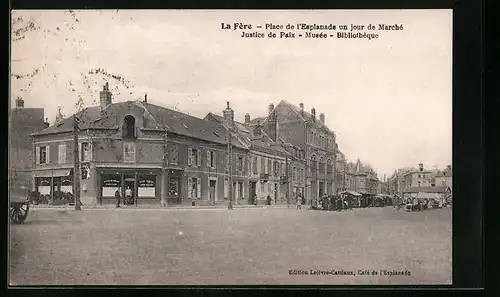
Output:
[{"xmin": 33, "ymin": 169, "xmax": 71, "ymax": 178}]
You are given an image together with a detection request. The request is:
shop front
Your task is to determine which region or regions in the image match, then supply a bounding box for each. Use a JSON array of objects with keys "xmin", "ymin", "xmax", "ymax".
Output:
[
  {"xmin": 97, "ymin": 168, "xmax": 161, "ymax": 205},
  {"xmin": 33, "ymin": 168, "xmax": 73, "ymax": 196}
]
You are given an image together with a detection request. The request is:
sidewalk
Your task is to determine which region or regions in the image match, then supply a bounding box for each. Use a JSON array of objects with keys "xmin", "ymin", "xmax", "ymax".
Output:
[{"xmin": 30, "ymin": 203, "xmax": 292, "ymax": 210}]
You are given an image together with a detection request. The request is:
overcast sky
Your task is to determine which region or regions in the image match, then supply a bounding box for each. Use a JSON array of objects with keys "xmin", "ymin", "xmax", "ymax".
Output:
[{"xmin": 11, "ymin": 9, "xmax": 452, "ymax": 178}]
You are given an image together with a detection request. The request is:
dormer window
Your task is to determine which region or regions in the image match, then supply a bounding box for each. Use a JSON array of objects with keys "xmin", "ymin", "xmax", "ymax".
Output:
[{"xmin": 123, "ymin": 115, "xmax": 136, "ymax": 139}]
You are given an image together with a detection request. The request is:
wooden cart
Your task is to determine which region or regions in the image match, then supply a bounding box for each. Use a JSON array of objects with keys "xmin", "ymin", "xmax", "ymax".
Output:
[{"xmin": 10, "ymin": 198, "xmax": 30, "ymax": 224}]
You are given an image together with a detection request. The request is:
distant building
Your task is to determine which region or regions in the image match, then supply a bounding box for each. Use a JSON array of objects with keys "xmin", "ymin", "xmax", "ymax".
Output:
[
  {"xmin": 434, "ymin": 165, "xmax": 452, "ymax": 189},
  {"xmin": 247, "ymin": 101, "xmax": 337, "ymax": 202},
  {"xmin": 205, "ymin": 108, "xmax": 306, "ymax": 205},
  {"xmin": 10, "ymin": 97, "xmax": 48, "ymax": 194},
  {"xmin": 403, "ymin": 163, "xmax": 433, "ymax": 189}
]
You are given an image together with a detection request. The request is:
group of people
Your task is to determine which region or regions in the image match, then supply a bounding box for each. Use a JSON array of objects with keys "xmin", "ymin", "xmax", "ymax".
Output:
[
  {"xmin": 310, "ymin": 195, "xmax": 352, "ymax": 211},
  {"xmin": 401, "ymin": 197, "xmax": 444, "ymax": 212},
  {"xmin": 114, "ymin": 186, "xmax": 134, "ymax": 208}
]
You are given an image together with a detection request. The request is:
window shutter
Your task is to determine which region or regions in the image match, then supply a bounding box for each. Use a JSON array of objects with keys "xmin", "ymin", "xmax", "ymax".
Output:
[
  {"xmin": 89, "ymin": 142, "xmax": 93, "ymax": 162},
  {"xmin": 46, "ymin": 145, "xmax": 50, "ymax": 164},
  {"xmin": 187, "ymin": 178, "xmax": 193, "ymax": 198},
  {"xmin": 35, "ymin": 146, "xmax": 40, "ymax": 165},
  {"xmin": 224, "ymin": 179, "xmax": 228, "ymax": 198},
  {"xmin": 187, "ymin": 148, "xmax": 192, "ymax": 166},
  {"xmin": 197, "ymin": 149, "xmax": 201, "ymax": 167},
  {"xmin": 196, "ymin": 178, "xmax": 201, "ymax": 198},
  {"xmin": 213, "ymin": 152, "xmax": 217, "ymax": 169},
  {"xmin": 207, "ymin": 150, "xmax": 211, "ymax": 167},
  {"xmin": 131, "ymin": 143, "xmax": 135, "ymax": 162},
  {"xmin": 79, "ymin": 143, "xmax": 82, "ymax": 162}
]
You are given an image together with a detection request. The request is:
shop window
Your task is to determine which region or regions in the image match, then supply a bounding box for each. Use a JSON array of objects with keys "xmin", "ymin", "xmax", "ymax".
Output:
[
  {"xmin": 101, "ymin": 174, "xmax": 121, "ymax": 197},
  {"xmin": 168, "ymin": 177, "xmax": 180, "ymax": 197},
  {"xmin": 138, "ymin": 175, "xmax": 156, "ymax": 197}
]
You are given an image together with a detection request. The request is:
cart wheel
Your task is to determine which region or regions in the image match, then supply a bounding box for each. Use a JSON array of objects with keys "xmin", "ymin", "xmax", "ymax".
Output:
[{"xmin": 10, "ymin": 203, "xmax": 29, "ymax": 224}]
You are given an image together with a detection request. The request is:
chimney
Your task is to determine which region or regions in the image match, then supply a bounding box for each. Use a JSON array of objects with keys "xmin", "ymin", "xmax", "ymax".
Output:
[
  {"xmin": 253, "ymin": 121, "xmax": 262, "ymax": 137},
  {"xmin": 99, "ymin": 82, "xmax": 112, "ymax": 110},
  {"xmin": 144, "ymin": 93, "xmax": 147, "ymax": 103},
  {"xmin": 268, "ymin": 103, "xmax": 274, "ymax": 115},
  {"xmin": 419, "ymin": 163, "xmax": 424, "ymax": 172},
  {"xmin": 319, "ymin": 113, "xmax": 325, "ymax": 124},
  {"xmin": 299, "ymin": 102, "xmax": 304, "ymax": 115},
  {"xmin": 55, "ymin": 106, "xmax": 64, "ymax": 123},
  {"xmin": 267, "ymin": 110, "xmax": 278, "ymax": 141},
  {"xmin": 244, "ymin": 113, "xmax": 250, "ymax": 124},
  {"xmin": 311, "ymin": 107, "xmax": 316, "ymax": 121},
  {"xmin": 223, "ymin": 101, "xmax": 234, "ymax": 123},
  {"xmin": 15, "ymin": 97, "xmax": 24, "ymax": 108}
]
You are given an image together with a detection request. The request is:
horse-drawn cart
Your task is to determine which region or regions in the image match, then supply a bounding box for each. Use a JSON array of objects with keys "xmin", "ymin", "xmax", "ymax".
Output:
[{"xmin": 10, "ymin": 197, "xmax": 30, "ymax": 224}]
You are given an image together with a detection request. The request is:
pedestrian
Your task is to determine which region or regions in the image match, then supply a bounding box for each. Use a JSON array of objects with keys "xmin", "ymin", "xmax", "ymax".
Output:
[
  {"xmin": 115, "ymin": 188, "xmax": 121, "ymax": 208},
  {"xmin": 267, "ymin": 194, "xmax": 272, "ymax": 206},
  {"xmin": 296, "ymin": 194, "xmax": 302, "ymax": 210},
  {"xmin": 125, "ymin": 186, "xmax": 132, "ymax": 205}
]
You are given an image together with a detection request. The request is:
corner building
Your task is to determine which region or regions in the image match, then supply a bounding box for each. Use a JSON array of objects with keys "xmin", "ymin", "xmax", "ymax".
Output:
[{"xmin": 31, "ymin": 84, "xmax": 248, "ymax": 206}]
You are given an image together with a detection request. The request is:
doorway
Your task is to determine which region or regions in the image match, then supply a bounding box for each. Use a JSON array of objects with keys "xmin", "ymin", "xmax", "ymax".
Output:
[
  {"xmin": 209, "ymin": 179, "xmax": 217, "ymax": 205},
  {"xmin": 274, "ymin": 183, "xmax": 278, "ymax": 204},
  {"xmin": 319, "ymin": 181, "xmax": 325, "ymax": 197},
  {"xmin": 249, "ymin": 182, "xmax": 257, "ymax": 204},
  {"xmin": 123, "ymin": 175, "xmax": 136, "ymax": 205}
]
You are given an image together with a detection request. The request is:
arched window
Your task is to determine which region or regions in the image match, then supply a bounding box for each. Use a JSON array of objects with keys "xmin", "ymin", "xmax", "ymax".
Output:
[
  {"xmin": 327, "ymin": 158, "xmax": 333, "ymax": 175},
  {"xmin": 123, "ymin": 115, "xmax": 136, "ymax": 139},
  {"xmin": 310, "ymin": 154, "xmax": 317, "ymax": 175}
]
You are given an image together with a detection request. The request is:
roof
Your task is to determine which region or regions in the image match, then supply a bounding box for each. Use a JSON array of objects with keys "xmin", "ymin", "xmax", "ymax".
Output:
[
  {"xmin": 205, "ymin": 112, "xmax": 292, "ymax": 157},
  {"xmin": 33, "ymin": 101, "xmax": 245, "ymax": 148},
  {"xmin": 403, "ymin": 186, "xmax": 451, "ymax": 193},
  {"xmin": 278, "ymin": 100, "xmax": 334, "ymax": 134}
]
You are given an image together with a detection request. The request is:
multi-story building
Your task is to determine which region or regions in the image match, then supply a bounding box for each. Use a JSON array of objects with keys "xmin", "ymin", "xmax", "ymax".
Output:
[
  {"xmin": 31, "ymin": 83, "xmax": 249, "ymax": 206},
  {"xmin": 250, "ymin": 101, "xmax": 337, "ymax": 202},
  {"xmin": 434, "ymin": 165, "xmax": 452, "ymax": 189},
  {"xmin": 205, "ymin": 106, "xmax": 306, "ymax": 205},
  {"xmin": 10, "ymin": 97, "xmax": 48, "ymax": 194},
  {"xmin": 403, "ymin": 163, "xmax": 433, "ymax": 189}
]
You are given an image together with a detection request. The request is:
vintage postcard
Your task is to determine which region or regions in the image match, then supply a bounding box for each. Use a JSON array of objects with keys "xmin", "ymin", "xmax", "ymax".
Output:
[{"xmin": 9, "ymin": 9, "xmax": 452, "ymax": 286}]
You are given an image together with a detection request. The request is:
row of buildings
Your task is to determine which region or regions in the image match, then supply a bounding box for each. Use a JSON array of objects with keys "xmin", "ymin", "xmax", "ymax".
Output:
[
  {"xmin": 11, "ymin": 83, "xmax": 340, "ymax": 206},
  {"xmin": 387, "ymin": 163, "xmax": 452, "ymax": 196},
  {"xmin": 334, "ymin": 152, "xmax": 385, "ymax": 195}
]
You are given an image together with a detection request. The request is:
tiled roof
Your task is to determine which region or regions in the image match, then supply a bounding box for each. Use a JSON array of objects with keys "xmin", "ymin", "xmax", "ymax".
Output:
[
  {"xmin": 142, "ymin": 102, "xmax": 243, "ymax": 147},
  {"xmin": 33, "ymin": 101, "xmax": 244, "ymax": 148},
  {"xmin": 206, "ymin": 112, "xmax": 291, "ymax": 156},
  {"xmin": 278, "ymin": 100, "xmax": 333, "ymax": 134}
]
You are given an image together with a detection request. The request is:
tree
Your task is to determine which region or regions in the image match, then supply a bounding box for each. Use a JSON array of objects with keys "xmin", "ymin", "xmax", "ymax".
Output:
[{"xmin": 11, "ymin": 11, "xmax": 138, "ymax": 209}]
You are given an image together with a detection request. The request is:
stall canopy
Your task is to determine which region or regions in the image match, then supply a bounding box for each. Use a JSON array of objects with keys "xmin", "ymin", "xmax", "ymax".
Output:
[
  {"xmin": 416, "ymin": 192, "xmax": 442, "ymax": 199},
  {"xmin": 340, "ymin": 190, "xmax": 362, "ymax": 197}
]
